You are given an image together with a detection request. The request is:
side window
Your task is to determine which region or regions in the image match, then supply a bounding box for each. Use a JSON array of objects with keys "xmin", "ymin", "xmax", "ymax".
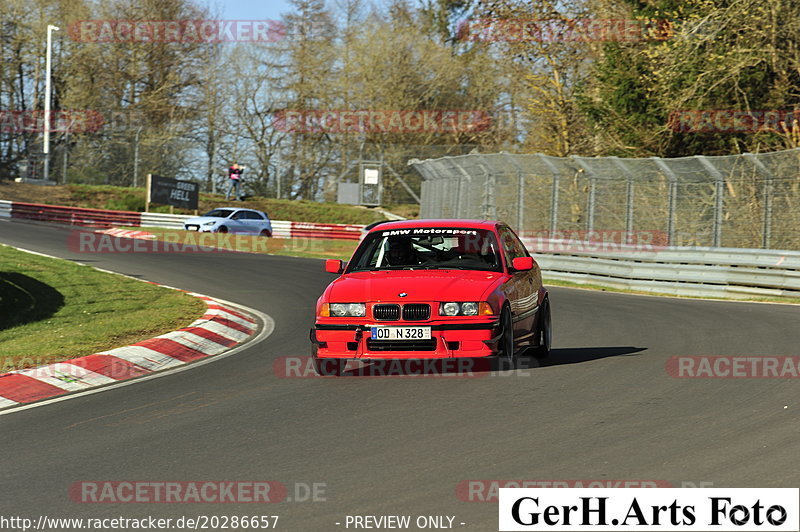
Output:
[
  {"xmin": 507, "ymin": 228, "xmax": 529, "ymax": 258},
  {"xmin": 499, "ymin": 226, "xmax": 527, "ymax": 267},
  {"xmin": 231, "ymin": 211, "xmax": 246, "ymax": 220},
  {"xmin": 245, "ymin": 211, "xmax": 261, "ymax": 220}
]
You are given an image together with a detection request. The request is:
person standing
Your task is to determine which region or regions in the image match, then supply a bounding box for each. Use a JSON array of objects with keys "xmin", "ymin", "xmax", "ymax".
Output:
[{"xmin": 226, "ymin": 162, "xmax": 244, "ymax": 201}]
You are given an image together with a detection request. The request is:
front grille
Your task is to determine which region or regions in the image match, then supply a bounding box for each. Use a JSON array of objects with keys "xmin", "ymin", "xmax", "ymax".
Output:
[
  {"xmin": 402, "ymin": 303, "xmax": 430, "ymax": 321},
  {"xmin": 367, "ymin": 339, "xmax": 438, "ymax": 351},
  {"xmin": 373, "ymin": 304, "xmax": 400, "ymax": 321}
]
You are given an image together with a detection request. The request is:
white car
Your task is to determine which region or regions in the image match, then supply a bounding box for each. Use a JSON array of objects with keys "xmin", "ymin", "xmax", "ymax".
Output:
[{"xmin": 184, "ymin": 208, "xmax": 272, "ymax": 236}]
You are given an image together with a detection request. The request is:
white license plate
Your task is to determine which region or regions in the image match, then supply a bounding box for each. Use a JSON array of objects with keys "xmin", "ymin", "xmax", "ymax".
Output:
[{"xmin": 371, "ymin": 326, "xmax": 431, "ymax": 340}]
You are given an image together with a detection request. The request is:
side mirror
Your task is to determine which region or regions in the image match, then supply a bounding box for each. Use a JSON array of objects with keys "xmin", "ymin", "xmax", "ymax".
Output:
[
  {"xmin": 325, "ymin": 259, "xmax": 344, "ymax": 274},
  {"xmin": 511, "ymin": 256, "xmax": 534, "ymax": 272}
]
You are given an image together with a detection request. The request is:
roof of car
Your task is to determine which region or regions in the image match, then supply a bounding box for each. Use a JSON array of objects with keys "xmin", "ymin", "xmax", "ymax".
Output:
[
  {"xmin": 365, "ymin": 219, "xmax": 500, "ymax": 232},
  {"xmin": 214, "ymin": 207, "xmax": 265, "ymax": 214}
]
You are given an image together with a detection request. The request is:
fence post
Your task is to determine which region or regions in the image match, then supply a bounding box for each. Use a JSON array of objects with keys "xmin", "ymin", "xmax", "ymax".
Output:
[
  {"xmin": 743, "ymin": 153, "xmax": 774, "ymax": 249},
  {"xmin": 763, "ymin": 174, "xmax": 773, "ymax": 250},
  {"xmin": 454, "ymin": 163, "xmax": 475, "ymax": 219},
  {"xmin": 478, "ymin": 163, "xmax": 492, "ymax": 220},
  {"xmin": 651, "ymin": 157, "xmax": 678, "ymax": 246},
  {"xmin": 611, "ymin": 156, "xmax": 636, "ymax": 244},
  {"xmin": 503, "ymin": 154, "xmax": 526, "ymax": 230},
  {"xmin": 573, "ymin": 158, "xmax": 596, "ymax": 233},
  {"xmin": 695, "ymin": 155, "xmax": 725, "ymax": 247},
  {"xmin": 538, "ymin": 155, "xmax": 561, "ymax": 236},
  {"xmin": 516, "ymin": 169, "xmax": 524, "ymax": 230},
  {"xmin": 476, "ymin": 155, "xmax": 497, "ymax": 220}
]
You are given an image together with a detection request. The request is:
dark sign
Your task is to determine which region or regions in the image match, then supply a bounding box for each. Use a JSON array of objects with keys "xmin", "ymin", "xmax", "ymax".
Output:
[{"xmin": 148, "ymin": 174, "xmax": 199, "ymax": 210}]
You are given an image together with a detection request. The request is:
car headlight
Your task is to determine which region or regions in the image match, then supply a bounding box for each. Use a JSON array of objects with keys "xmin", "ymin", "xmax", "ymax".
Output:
[
  {"xmin": 325, "ymin": 303, "xmax": 366, "ymax": 317},
  {"xmin": 461, "ymin": 302, "xmax": 478, "ymax": 315},
  {"xmin": 202, "ymin": 221, "xmax": 216, "ymax": 226},
  {"xmin": 441, "ymin": 302, "xmax": 460, "ymax": 316},
  {"xmin": 439, "ymin": 302, "xmax": 494, "ymax": 316}
]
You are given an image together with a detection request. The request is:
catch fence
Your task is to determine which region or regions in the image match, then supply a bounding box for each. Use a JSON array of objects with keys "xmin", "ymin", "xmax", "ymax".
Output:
[{"xmin": 409, "ymin": 149, "xmax": 800, "ymax": 250}]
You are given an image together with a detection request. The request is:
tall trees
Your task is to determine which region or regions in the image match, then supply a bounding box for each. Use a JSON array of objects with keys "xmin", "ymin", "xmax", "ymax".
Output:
[
  {"xmin": 281, "ymin": 0, "xmax": 337, "ymax": 199},
  {"xmin": 64, "ymin": 0, "xmax": 211, "ymax": 183},
  {"xmin": 3, "ymin": 0, "xmax": 798, "ymax": 199},
  {"xmin": 581, "ymin": 0, "xmax": 800, "ymax": 156}
]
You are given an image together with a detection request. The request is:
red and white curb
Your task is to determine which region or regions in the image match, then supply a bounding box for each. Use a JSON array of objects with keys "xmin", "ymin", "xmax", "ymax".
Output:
[
  {"xmin": 0, "ymin": 291, "xmax": 260, "ymax": 409},
  {"xmin": 98, "ymin": 227, "xmax": 156, "ymax": 240}
]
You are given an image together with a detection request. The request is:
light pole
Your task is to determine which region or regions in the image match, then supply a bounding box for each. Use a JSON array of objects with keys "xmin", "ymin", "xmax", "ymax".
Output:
[
  {"xmin": 44, "ymin": 24, "xmax": 60, "ymax": 182},
  {"xmin": 133, "ymin": 125, "xmax": 143, "ymax": 187},
  {"xmin": 62, "ymin": 117, "xmax": 72, "ymax": 184}
]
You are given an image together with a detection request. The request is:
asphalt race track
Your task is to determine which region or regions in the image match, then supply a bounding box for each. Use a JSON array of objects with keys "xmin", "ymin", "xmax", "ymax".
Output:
[{"xmin": 1, "ymin": 219, "xmax": 799, "ymax": 530}]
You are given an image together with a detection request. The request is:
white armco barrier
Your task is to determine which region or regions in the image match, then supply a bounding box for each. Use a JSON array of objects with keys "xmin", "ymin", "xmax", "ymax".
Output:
[
  {"xmin": 138, "ymin": 212, "xmax": 330, "ymax": 240},
  {"xmin": 523, "ymin": 237, "xmax": 800, "ymax": 299},
  {"xmin": 139, "ymin": 211, "xmax": 189, "ymax": 229}
]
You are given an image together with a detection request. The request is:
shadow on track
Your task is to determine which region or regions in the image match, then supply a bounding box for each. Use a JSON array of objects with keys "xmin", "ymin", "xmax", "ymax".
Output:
[
  {"xmin": 534, "ymin": 346, "xmax": 647, "ymax": 367},
  {"xmin": 317, "ymin": 346, "xmax": 647, "ymax": 377}
]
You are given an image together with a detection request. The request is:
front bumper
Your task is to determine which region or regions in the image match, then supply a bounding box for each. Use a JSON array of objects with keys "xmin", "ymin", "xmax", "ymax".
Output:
[
  {"xmin": 184, "ymin": 225, "xmax": 215, "ymax": 232},
  {"xmin": 311, "ymin": 320, "xmax": 500, "ymax": 359}
]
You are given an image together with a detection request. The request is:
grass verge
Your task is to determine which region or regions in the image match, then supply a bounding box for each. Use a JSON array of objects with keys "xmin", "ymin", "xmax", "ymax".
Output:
[
  {"xmin": 121, "ymin": 227, "xmax": 360, "ymax": 260},
  {"xmin": 0, "ymin": 245, "xmax": 207, "ymax": 372},
  {"xmin": 0, "ymin": 181, "xmax": 391, "ymax": 224}
]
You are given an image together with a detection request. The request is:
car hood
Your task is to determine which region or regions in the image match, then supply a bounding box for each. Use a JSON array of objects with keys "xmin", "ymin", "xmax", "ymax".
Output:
[
  {"xmin": 328, "ymin": 270, "xmax": 504, "ymax": 302},
  {"xmin": 184, "ymin": 216, "xmax": 226, "ymax": 225}
]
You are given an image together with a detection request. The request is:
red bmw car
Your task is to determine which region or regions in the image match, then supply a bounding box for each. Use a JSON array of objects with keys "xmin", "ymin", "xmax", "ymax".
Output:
[{"xmin": 310, "ymin": 219, "xmax": 552, "ymax": 375}]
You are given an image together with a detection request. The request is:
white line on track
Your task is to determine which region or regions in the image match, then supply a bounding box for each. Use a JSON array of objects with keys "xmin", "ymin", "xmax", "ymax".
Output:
[
  {"xmin": 0, "ymin": 243, "xmax": 276, "ymax": 417},
  {"xmin": 0, "ymin": 300, "xmax": 274, "ymax": 417}
]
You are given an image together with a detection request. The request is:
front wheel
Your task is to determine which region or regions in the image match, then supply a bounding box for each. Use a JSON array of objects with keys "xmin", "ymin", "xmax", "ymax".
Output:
[
  {"xmin": 532, "ymin": 298, "xmax": 552, "ymax": 359},
  {"xmin": 498, "ymin": 307, "xmax": 516, "ymax": 367},
  {"xmin": 217, "ymin": 226, "xmax": 229, "ymax": 234}
]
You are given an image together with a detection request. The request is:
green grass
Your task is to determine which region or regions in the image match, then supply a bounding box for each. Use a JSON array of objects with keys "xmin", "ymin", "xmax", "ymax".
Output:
[
  {"xmin": 1, "ymin": 182, "xmax": 393, "ymax": 223},
  {"xmin": 131, "ymin": 227, "xmax": 359, "ymax": 261},
  {"xmin": 63, "ymin": 184, "xmax": 386, "ymax": 224},
  {"xmin": 382, "ymin": 203, "xmax": 419, "ymax": 219},
  {"xmin": 0, "ymin": 245, "xmax": 207, "ymax": 372}
]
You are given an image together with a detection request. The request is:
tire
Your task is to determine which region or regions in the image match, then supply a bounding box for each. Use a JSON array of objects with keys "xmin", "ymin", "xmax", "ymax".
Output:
[
  {"xmin": 217, "ymin": 226, "xmax": 229, "ymax": 233},
  {"xmin": 313, "ymin": 357, "xmax": 346, "ymax": 376},
  {"xmin": 260, "ymin": 229, "xmax": 272, "ymax": 237},
  {"xmin": 532, "ymin": 297, "xmax": 552, "ymax": 359},
  {"xmin": 498, "ymin": 306, "xmax": 516, "ymax": 367}
]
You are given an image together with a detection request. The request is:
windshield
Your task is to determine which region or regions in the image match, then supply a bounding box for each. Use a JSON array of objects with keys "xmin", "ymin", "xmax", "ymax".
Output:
[
  {"xmin": 347, "ymin": 228, "xmax": 502, "ymax": 272},
  {"xmin": 203, "ymin": 209, "xmax": 234, "ymax": 218}
]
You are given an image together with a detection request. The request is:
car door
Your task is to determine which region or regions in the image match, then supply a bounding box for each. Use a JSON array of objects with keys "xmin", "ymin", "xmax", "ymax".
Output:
[
  {"xmin": 499, "ymin": 225, "xmax": 538, "ymax": 342},
  {"xmin": 246, "ymin": 211, "xmax": 269, "ymax": 234},
  {"xmin": 229, "ymin": 210, "xmax": 249, "ymax": 233}
]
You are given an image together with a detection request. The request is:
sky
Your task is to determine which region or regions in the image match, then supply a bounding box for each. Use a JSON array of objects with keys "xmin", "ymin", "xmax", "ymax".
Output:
[{"xmin": 214, "ymin": 0, "xmax": 295, "ymax": 22}]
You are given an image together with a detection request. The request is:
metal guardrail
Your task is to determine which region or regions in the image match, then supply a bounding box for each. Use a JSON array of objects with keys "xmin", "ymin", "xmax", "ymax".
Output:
[
  {"xmin": 138, "ymin": 213, "xmax": 358, "ymax": 240},
  {"xmin": 11, "ymin": 201, "xmax": 141, "ymax": 227},
  {"xmin": 289, "ymin": 222, "xmax": 363, "ymax": 240},
  {"xmin": 4, "ymin": 198, "xmax": 797, "ymax": 298},
  {"xmin": 524, "ymin": 238, "xmax": 800, "ymax": 299},
  {"xmin": 5, "ymin": 201, "xmax": 359, "ymax": 241},
  {"xmin": 139, "ymin": 212, "xmax": 187, "ymax": 229}
]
